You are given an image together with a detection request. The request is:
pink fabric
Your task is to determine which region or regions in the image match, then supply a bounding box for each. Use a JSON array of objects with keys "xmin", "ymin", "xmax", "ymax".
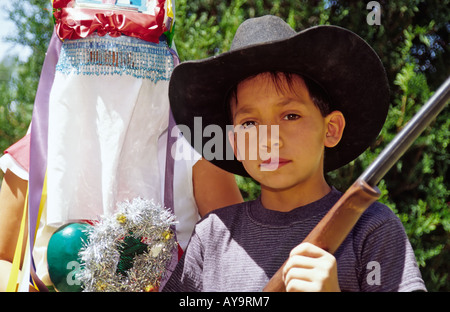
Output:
[{"xmin": 4, "ymin": 133, "xmax": 30, "ymax": 172}]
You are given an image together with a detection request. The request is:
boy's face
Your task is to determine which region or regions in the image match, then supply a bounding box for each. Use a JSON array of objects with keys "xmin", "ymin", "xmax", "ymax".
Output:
[{"xmin": 228, "ymin": 73, "xmax": 345, "ymax": 193}]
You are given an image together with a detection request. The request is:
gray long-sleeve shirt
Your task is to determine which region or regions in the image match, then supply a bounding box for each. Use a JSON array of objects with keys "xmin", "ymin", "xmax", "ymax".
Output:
[{"xmin": 163, "ymin": 188, "xmax": 426, "ymax": 292}]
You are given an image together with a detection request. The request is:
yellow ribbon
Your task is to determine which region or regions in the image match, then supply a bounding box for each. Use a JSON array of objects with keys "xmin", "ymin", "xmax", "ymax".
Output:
[
  {"xmin": 34, "ymin": 171, "xmax": 47, "ymax": 244},
  {"xmin": 6, "ymin": 185, "xmax": 29, "ymax": 291},
  {"xmin": 7, "ymin": 171, "xmax": 47, "ymax": 291},
  {"xmin": 167, "ymin": 0, "xmax": 174, "ymax": 30}
]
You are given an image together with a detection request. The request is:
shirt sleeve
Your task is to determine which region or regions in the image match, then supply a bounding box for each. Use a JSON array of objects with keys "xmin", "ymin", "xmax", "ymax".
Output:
[
  {"xmin": 358, "ymin": 214, "xmax": 427, "ymax": 292},
  {"xmin": 0, "ymin": 134, "xmax": 30, "ymax": 180},
  {"xmin": 162, "ymin": 229, "xmax": 205, "ymax": 292}
]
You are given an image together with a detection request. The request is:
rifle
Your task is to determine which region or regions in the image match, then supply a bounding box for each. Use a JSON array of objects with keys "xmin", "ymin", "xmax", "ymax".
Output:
[{"xmin": 263, "ymin": 76, "xmax": 450, "ymax": 292}]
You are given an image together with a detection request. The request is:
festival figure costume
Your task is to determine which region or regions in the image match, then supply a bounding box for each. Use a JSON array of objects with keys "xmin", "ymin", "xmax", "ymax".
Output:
[{"xmin": 1, "ymin": 0, "xmax": 202, "ymax": 291}]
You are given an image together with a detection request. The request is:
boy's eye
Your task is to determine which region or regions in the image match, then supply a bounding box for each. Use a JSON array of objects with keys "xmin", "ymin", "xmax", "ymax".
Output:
[
  {"xmin": 241, "ymin": 120, "xmax": 257, "ymax": 129},
  {"xmin": 283, "ymin": 113, "xmax": 300, "ymax": 121}
]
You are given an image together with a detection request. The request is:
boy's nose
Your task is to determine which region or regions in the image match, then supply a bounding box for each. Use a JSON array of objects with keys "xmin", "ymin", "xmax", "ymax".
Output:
[{"xmin": 259, "ymin": 125, "xmax": 282, "ymax": 152}]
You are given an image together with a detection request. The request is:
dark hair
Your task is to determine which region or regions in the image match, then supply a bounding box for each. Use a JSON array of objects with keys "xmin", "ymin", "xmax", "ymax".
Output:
[{"xmin": 226, "ymin": 71, "xmax": 331, "ymax": 123}]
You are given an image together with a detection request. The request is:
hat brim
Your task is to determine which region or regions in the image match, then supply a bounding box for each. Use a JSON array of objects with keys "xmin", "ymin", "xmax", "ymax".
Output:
[{"xmin": 169, "ymin": 25, "xmax": 390, "ymax": 177}]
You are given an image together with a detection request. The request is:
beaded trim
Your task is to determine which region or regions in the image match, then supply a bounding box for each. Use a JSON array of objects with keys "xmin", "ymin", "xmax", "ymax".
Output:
[{"xmin": 56, "ymin": 35, "xmax": 174, "ymax": 82}]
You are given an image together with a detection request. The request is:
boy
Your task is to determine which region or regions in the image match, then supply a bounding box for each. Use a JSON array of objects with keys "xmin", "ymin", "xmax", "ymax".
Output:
[{"xmin": 162, "ymin": 15, "xmax": 426, "ymax": 292}]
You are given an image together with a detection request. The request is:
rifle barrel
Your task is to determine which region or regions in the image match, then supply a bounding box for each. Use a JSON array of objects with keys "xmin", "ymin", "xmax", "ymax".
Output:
[
  {"xmin": 359, "ymin": 76, "xmax": 450, "ymax": 187},
  {"xmin": 263, "ymin": 77, "xmax": 450, "ymax": 292}
]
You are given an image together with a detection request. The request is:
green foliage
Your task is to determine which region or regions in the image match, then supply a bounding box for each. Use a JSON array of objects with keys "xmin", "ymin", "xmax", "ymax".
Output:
[
  {"xmin": 0, "ymin": 57, "xmax": 25, "ymax": 154},
  {"xmin": 0, "ymin": 0, "xmax": 448, "ymax": 291},
  {"xmin": 0, "ymin": 0, "xmax": 53, "ymax": 161},
  {"xmin": 234, "ymin": 175, "xmax": 261, "ymax": 202}
]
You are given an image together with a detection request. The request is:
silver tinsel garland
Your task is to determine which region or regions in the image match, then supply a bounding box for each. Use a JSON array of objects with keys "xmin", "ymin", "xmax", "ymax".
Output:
[{"xmin": 77, "ymin": 197, "xmax": 177, "ymax": 292}]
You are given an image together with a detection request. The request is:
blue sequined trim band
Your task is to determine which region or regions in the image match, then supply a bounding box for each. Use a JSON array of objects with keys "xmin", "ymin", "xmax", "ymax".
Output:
[{"xmin": 56, "ymin": 35, "xmax": 174, "ymax": 82}]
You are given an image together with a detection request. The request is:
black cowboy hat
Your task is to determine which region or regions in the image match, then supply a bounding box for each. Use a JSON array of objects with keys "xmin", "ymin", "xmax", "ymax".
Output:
[{"xmin": 169, "ymin": 15, "xmax": 390, "ymax": 177}]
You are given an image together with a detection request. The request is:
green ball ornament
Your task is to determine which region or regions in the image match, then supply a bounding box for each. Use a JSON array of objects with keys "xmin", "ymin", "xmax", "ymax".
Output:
[{"xmin": 47, "ymin": 222, "xmax": 92, "ymax": 292}]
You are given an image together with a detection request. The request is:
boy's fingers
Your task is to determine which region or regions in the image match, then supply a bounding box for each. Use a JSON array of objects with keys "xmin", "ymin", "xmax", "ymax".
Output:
[
  {"xmin": 284, "ymin": 243, "xmax": 334, "ymax": 277},
  {"xmin": 286, "ymin": 281, "xmax": 325, "ymax": 292},
  {"xmin": 283, "ymin": 242, "xmax": 339, "ymax": 291},
  {"xmin": 283, "ymin": 256, "xmax": 330, "ymax": 280},
  {"xmin": 284, "ymin": 266, "xmax": 312, "ymax": 282},
  {"xmin": 285, "ymin": 278, "xmax": 318, "ymax": 292},
  {"xmin": 283, "ymin": 268, "xmax": 326, "ymax": 292},
  {"xmin": 289, "ymin": 242, "xmax": 328, "ymax": 258},
  {"xmin": 283, "ymin": 255, "xmax": 316, "ymax": 271}
]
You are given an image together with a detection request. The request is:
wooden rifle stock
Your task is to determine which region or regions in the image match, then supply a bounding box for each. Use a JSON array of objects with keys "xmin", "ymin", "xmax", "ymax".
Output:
[
  {"xmin": 263, "ymin": 179, "xmax": 380, "ymax": 292},
  {"xmin": 263, "ymin": 76, "xmax": 449, "ymax": 292}
]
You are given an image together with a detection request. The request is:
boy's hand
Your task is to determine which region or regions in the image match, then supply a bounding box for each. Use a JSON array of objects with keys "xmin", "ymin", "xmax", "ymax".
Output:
[{"xmin": 282, "ymin": 242, "xmax": 340, "ymax": 292}]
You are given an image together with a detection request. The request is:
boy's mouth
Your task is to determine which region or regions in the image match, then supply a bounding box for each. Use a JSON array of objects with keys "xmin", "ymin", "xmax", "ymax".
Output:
[{"xmin": 259, "ymin": 158, "xmax": 291, "ymax": 171}]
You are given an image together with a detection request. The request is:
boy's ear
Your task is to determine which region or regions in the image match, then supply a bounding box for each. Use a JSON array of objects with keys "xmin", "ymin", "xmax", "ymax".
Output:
[
  {"xmin": 324, "ymin": 111, "xmax": 346, "ymax": 148},
  {"xmin": 227, "ymin": 129, "xmax": 241, "ymax": 161}
]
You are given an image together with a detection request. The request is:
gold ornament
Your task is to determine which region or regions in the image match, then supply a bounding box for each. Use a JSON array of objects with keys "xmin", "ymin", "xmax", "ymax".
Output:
[
  {"xmin": 162, "ymin": 230, "xmax": 173, "ymax": 241},
  {"xmin": 116, "ymin": 213, "xmax": 127, "ymax": 224},
  {"xmin": 96, "ymin": 281, "xmax": 107, "ymax": 291}
]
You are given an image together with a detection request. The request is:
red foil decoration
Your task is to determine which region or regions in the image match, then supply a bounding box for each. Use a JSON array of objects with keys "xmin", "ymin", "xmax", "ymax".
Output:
[{"xmin": 53, "ymin": 0, "xmax": 167, "ymax": 43}]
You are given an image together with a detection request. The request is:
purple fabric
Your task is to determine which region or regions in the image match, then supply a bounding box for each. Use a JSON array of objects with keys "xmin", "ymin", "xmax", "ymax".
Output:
[
  {"xmin": 159, "ymin": 108, "xmax": 177, "ymax": 290},
  {"xmin": 164, "ymin": 109, "xmax": 176, "ymax": 214},
  {"xmin": 28, "ymin": 30, "xmax": 62, "ymax": 291},
  {"xmin": 159, "ymin": 47, "xmax": 180, "ymax": 290}
]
